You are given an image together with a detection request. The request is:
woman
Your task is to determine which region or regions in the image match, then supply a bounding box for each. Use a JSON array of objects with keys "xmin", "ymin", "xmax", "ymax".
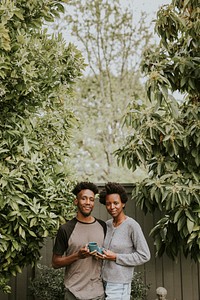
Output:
[{"xmin": 99, "ymin": 182, "xmax": 150, "ymax": 300}]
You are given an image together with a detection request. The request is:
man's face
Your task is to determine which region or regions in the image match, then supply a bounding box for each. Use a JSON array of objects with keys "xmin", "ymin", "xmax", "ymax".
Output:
[{"xmin": 75, "ymin": 189, "xmax": 95, "ymax": 217}]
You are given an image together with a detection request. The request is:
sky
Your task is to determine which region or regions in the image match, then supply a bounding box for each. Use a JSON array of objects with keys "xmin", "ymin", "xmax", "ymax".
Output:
[
  {"xmin": 54, "ymin": 0, "xmax": 173, "ymax": 78},
  {"xmin": 125, "ymin": 0, "xmax": 171, "ymax": 25},
  {"xmin": 132, "ymin": 0, "xmax": 171, "ymax": 13},
  {"xmin": 60, "ymin": 0, "xmax": 172, "ymax": 44},
  {"xmin": 127, "ymin": 0, "xmax": 171, "ymax": 14},
  {"xmin": 50, "ymin": 0, "xmax": 172, "ymax": 45}
]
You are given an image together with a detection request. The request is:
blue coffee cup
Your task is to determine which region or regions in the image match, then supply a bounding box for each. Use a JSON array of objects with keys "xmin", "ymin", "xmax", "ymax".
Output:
[
  {"xmin": 97, "ymin": 246, "xmax": 103, "ymax": 254},
  {"xmin": 88, "ymin": 242, "xmax": 98, "ymax": 252}
]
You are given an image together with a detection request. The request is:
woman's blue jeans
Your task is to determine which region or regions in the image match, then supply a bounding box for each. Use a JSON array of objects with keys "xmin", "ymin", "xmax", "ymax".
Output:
[{"xmin": 104, "ymin": 281, "xmax": 131, "ymax": 300}]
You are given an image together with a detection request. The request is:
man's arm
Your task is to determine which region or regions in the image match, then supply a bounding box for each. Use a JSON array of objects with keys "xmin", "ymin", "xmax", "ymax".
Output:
[{"xmin": 52, "ymin": 246, "xmax": 91, "ymax": 269}]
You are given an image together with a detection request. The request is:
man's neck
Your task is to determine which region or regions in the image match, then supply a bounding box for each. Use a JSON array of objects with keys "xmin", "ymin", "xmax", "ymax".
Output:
[{"xmin": 76, "ymin": 213, "xmax": 95, "ymax": 223}]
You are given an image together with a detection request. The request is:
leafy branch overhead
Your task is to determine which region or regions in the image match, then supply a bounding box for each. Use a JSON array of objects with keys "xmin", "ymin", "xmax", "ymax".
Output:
[
  {"xmin": 0, "ymin": 0, "xmax": 84, "ymax": 293},
  {"xmin": 115, "ymin": 0, "xmax": 200, "ymax": 262},
  {"xmin": 142, "ymin": 0, "xmax": 200, "ymax": 113}
]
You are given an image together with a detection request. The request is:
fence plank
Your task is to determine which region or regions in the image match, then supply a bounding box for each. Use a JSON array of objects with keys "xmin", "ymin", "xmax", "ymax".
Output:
[
  {"xmin": 0, "ymin": 266, "xmax": 34, "ymax": 300},
  {"xmin": 163, "ymin": 255, "xmax": 176, "ymax": 299},
  {"xmin": 171, "ymin": 257, "xmax": 182, "ymax": 300},
  {"xmin": 143, "ymin": 213, "xmax": 157, "ymax": 299}
]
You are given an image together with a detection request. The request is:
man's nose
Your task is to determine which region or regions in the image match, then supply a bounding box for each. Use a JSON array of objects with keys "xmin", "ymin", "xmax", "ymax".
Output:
[{"xmin": 85, "ymin": 198, "xmax": 90, "ymax": 204}]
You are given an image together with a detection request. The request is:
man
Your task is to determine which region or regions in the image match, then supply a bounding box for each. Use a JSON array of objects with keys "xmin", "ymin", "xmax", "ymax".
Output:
[{"xmin": 52, "ymin": 182, "xmax": 106, "ymax": 300}]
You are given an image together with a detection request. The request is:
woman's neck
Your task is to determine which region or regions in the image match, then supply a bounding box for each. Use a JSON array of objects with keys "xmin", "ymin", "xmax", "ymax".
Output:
[{"xmin": 113, "ymin": 213, "xmax": 127, "ymax": 227}]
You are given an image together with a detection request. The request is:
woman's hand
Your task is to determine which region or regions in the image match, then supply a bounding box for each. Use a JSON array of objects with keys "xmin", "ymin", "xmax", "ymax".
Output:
[
  {"xmin": 88, "ymin": 248, "xmax": 117, "ymax": 261},
  {"xmin": 102, "ymin": 249, "xmax": 116, "ymax": 261}
]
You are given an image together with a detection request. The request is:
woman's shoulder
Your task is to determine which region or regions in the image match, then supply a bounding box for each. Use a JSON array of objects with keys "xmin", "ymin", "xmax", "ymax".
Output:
[
  {"xmin": 106, "ymin": 219, "xmax": 113, "ymax": 226},
  {"xmin": 126, "ymin": 216, "xmax": 141, "ymax": 228}
]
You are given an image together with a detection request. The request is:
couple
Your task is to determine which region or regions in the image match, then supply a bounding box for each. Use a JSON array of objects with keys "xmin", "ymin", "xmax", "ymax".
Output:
[{"xmin": 52, "ymin": 182, "xmax": 150, "ymax": 300}]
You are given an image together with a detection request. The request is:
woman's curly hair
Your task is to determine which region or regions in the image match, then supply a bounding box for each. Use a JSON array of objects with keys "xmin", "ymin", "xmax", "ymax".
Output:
[{"xmin": 99, "ymin": 182, "xmax": 128, "ymax": 205}]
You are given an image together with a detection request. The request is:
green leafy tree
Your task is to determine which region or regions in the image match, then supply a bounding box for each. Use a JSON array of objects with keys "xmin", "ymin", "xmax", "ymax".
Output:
[
  {"xmin": 57, "ymin": 0, "xmax": 152, "ymax": 182},
  {"xmin": 0, "ymin": 0, "xmax": 84, "ymax": 293},
  {"xmin": 115, "ymin": 0, "xmax": 200, "ymax": 262}
]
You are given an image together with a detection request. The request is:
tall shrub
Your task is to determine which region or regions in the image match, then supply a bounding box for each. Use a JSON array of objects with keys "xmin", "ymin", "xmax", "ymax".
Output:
[
  {"xmin": 115, "ymin": 0, "xmax": 200, "ymax": 262},
  {"xmin": 0, "ymin": 0, "xmax": 84, "ymax": 293}
]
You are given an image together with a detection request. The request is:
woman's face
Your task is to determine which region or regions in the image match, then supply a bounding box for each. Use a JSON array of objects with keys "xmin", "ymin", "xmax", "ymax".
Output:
[{"xmin": 105, "ymin": 193, "xmax": 124, "ymax": 218}]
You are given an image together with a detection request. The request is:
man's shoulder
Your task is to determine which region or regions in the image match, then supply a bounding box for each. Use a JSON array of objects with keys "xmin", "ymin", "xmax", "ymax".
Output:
[
  {"xmin": 95, "ymin": 218, "xmax": 106, "ymax": 225},
  {"xmin": 60, "ymin": 217, "xmax": 77, "ymax": 231},
  {"xmin": 95, "ymin": 218, "xmax": 107, "ymax": 235}
]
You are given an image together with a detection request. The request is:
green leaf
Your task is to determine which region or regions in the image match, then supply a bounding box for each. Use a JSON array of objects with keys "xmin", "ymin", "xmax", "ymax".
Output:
[
  {"xmin": 28, "ymin": 230, "xmax": 37, "ymax": 237},
  {"xmin": 14, "ymin": 10, "xmax": 24, "ymax": 20},
  {"xmin": 173, "ymin": 209, "xmax": 183, "ymax": 223},
  {"xmin": 18, "ymin": 226, "xmax": 26, "ymax": 239},
  {"xmin": 187, "ymin": 219, "xmax": 194, "ymax": 234},
  {"xmin": 177, "ymin": 215, "xmax": 186, "ymax": 232}
]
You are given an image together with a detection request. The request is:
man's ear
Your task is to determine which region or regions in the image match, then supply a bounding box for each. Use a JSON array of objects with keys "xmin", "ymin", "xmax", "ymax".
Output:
[{"xmin": 74, "ymin": 198, "xmax": 78, "ymax": 205}]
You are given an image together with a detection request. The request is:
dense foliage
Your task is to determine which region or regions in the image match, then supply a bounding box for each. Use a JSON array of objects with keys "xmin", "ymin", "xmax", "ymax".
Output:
[
  {"xmin": 115, "ymin": 0, "xmax": 200, "ymax": 261},
  {"xmin": 0, "ymin": 0, "xmax": 84, "ymax": 293}
]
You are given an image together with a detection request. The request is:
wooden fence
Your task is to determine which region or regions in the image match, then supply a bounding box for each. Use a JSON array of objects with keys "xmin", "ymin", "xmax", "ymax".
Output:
[{"xmin": 0, "ymin": 184, "xmax": 200, "ymax": 300}]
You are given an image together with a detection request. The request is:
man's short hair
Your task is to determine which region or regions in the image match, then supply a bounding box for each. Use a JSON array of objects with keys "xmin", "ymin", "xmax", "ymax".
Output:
[
  {"xmin": 72, "ymin": 182, "xmax": 99, "ymax": 196},
  {"xmin": 99, "ymin": 182, "xmax": 128, "ymax": 205}
]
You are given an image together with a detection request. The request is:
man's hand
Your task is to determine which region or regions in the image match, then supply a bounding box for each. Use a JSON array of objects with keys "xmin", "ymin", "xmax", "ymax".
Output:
[{"xmin": 78, "ymin": 245, "xmax": 90, "ymax": 259}]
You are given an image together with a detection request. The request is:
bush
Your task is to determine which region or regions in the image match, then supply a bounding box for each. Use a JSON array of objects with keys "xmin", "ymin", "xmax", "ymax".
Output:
[
  {"xmin": 29, "ymin": 265, "xmax": 149, "ymax": 300},
  {"xmin": 131, "ymin": 272, "xmax": 150, "ymax": 300},
  {"xmin": 29, "ymin": 264, "xmax": 65, "ymax": 300}
]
